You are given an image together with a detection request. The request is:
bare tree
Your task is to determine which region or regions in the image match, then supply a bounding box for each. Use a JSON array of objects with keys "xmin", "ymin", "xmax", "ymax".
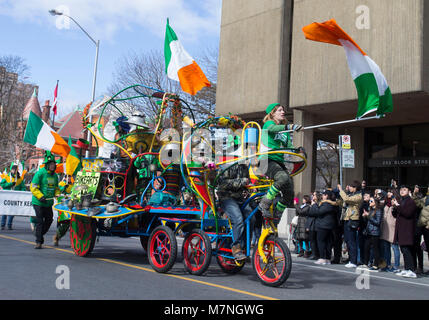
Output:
[
  {"xmin": 315, "ymin": 140, "xmax": 340, "ymax": 189},
  {"xmin": 107, "ymin": 48, "xmax": 218, "ymax": 126},
  {"xmin": 0, "ymin": 55, "xmax": 35, "ymax": 170}
]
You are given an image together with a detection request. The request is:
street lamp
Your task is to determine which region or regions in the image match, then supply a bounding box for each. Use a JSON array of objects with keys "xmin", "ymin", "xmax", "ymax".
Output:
[{"xmin": 49, "ymin": 9, "xmax": 99, "ymax": 158}]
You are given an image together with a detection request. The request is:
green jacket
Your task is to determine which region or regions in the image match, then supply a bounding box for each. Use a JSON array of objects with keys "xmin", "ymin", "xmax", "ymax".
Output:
[
  {"xmin": 260, "ymin": 120, "xmax": 292, "ymax": 163},
  {"xmin": 0, "ymin": 173, "xmax": 26, "ymax": 191},
  {"xmin": 30, "ymin": 167, "xmax": 60, "ymax": 207}
]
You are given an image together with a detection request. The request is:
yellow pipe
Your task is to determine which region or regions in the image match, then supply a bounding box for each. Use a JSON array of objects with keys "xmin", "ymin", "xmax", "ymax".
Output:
[
  {"xmin": 241, "ymin": 121, "xmax": 261, "ymax": 155},
  {"xmin": 149, "ymin": 92, "xmax": 169, "ymax": 153},
  {"xmin": 216, "ymin": 150, "xmax": 308, "ymax": 178}
]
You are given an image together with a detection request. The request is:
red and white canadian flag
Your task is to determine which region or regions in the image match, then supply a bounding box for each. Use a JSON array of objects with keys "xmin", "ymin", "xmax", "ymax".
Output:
[{"xmin": 53, "ymin": 80, "xmax": 59, "ymax": 116}]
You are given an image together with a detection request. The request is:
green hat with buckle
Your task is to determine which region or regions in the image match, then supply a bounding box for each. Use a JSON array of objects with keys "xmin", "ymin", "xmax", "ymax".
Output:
[{"xmin": 266, "ymin": 103, "xmax": 280, "ymax": 115}]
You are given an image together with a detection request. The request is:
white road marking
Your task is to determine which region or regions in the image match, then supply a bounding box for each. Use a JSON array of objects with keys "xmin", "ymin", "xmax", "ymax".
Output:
[{"xmin": 293, "ymin": 261, "xmax": 429, "ymax": 288}]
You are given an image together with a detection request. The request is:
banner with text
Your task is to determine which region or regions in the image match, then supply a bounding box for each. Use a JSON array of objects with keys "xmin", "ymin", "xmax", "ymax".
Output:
[{"xmin": 0, "ymin": 190, "xmax": 59, "ymax": 218}]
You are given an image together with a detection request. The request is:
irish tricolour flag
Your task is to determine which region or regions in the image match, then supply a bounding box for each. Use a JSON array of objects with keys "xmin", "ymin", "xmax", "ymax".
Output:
[
  {"xmin": 303, "ymin": 19, "xmax": 393, "ymax": 118},
  {"xmin": 164, "ymin": 19, "xmax": 211, "ymax": 95},
  {"xmin": 24, "ymin": 111, "xmax": 70, "ymax": 158}
]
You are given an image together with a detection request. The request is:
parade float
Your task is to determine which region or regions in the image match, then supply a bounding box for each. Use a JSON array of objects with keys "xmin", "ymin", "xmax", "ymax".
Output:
[{"xmin": 51, "ymin": 84, "xmax": 308, "ymax": 287}]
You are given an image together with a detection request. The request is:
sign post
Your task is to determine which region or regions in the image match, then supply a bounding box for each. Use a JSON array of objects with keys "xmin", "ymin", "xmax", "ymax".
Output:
[{"xmin": 339, "ymin": 135, "xmax": 353, "ymax": 186}]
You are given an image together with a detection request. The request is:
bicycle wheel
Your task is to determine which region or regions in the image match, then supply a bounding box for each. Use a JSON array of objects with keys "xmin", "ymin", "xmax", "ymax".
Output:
[
  {"xmin": 182, "ymin": 229, "xmax": 212, "ymax": 275},
  {"xmin": 252, "ymin": 235, "xmax": 291, "ymax": 287},
  {"xmin": 216, "ymin": 238, "xmax": 245, "ymax": 274},
  {"xmin": 148, "ymin": 225, "xmax": 177, "ymax": 273}
]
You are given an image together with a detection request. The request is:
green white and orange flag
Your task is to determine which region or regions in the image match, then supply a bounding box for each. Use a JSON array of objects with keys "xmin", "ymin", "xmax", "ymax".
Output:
[
  {"xmin": 65, "ymin": 136, "xmax": 81, "ymax": 176},
  {"xmin": 303, "ymin": 19, "xmax": 393, "ymax": 118},
  {"xmin": 164, "ymin": 18, "xmax": 211, "ymax": 95},
  {"xmin": 23, "ymin": 111, "xmax": 70, "ymax": 158}
]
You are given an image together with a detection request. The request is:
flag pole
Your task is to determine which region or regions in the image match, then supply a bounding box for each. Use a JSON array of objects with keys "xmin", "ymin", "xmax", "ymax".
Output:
[
  {"xmin": 279, "ymin": 114, "xmax": 383, "ymax": 134},
  {"xmin": 52, "ymin": 80, "xmax": 59, "ymax": 129}
]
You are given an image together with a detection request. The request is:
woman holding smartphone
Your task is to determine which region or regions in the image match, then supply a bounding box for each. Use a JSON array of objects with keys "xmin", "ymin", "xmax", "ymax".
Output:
[{"xmin": 359, "ymin": 197, "xmax": 383, "ymax": 271}]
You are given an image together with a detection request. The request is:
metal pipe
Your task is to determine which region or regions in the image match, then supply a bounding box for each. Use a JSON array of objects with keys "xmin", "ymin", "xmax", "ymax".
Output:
[{"xmin": 279, "ymin": 114, "xmax": 382, "ymax": 134}]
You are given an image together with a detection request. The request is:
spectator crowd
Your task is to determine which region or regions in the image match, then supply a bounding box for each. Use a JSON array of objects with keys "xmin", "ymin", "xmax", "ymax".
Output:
[{"xmin": 293, "ymin": 180, "xmax": 429, "ymax": 278}]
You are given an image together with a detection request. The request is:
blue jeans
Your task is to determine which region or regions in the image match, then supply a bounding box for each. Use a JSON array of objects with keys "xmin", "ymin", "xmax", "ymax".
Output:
[
  {"xmin": 1, "ymin": 215, "xmax": 14, "ymax": 228},
  {"xmin": 220, "ymin": 198, "xmax": 255, "ymax": 247},
  {"xmin": 381, "ymin": 240, "xmax": 400, "ymax": 268},
  {"xmin": 357, "ymin": 230, "xmax": 366, "ymax": 264},
  {"xmin": 344, "ymin": 220, "xmax": 358, "ymax": 265}
]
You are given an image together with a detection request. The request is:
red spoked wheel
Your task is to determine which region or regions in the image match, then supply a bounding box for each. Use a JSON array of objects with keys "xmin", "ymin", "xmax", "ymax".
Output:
[
  {"xmin": 252, "ymin": 235, "xmax": 291, "ymax": 287},
  {"xmin": 148, "ymin": 225, "xmax": 177, "ymax": 273},
  {"xmin": 69, "ymin": 214, "xmax": 97, "ymax": 257},
  {"xmin": 182, "ymin": 229, "xmax": 212, "ymax": 275},
  {"xmin": 216, "ymin": 238, "xmax": 245, "ymax": 274}
]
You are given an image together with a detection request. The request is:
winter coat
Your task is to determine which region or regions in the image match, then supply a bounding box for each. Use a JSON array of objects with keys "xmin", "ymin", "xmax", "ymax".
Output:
[
  {"xmin": 363, "ymin": 208, "xmax": 382, "ymax": 236},
  {"xmin": 304, "ymin": 203, "xmax": 318, "ymax": 232},
  {"xmin": 294, "ymin": 204, "xmax": 310, "ymax": 240},
  {"xmin": 392, "ymin": 196, "xmax": 417, "ymax": 246},
  {"xmin": 307, "ymin": 200, "xmax": 337, "ymax": 231},
  {"xmin": 216, "ymin": 163, "xmax": 250, "ymax": 201},
  {"xmin": 380, "ymin": 202, "xmax": 397, "ymax": 243},
  {"xmin": 414, "ymin": 196, "xmax": 429, "ymax": 229},
  {"xmin": 30, "ymin": 167, "xmax": 60, "ymax": 207},
  {"xmin": 0, "ymin": 173, "xmax": 26, "ymax": 191},
  {"xmin": 359, "ymin": 201, "xmax": 370, "ymax": 230},
  {"xmin": 339, "ymin": 190, "xmax": 362, "ymax": 221}
]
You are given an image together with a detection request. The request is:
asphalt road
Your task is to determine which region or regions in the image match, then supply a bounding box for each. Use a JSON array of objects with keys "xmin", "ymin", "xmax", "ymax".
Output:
[{"xmin": 1, "ymin": 217, "xmax": 429, "ymax": 300}]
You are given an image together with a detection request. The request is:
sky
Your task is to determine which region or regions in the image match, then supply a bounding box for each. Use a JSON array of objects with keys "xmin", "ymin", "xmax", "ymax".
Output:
[{"xmin": 0, "ymin": 0, "xmax": 222, "ymax": 119}]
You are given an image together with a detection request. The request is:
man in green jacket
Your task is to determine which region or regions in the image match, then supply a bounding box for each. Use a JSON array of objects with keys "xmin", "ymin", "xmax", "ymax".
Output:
[
  {"xmin": 30, "ymin": 153, "xmax": 61, "ymax": 249},
  {"xmin": 1, "ymin": 162, "xmax": 27, "ymax": 230}
]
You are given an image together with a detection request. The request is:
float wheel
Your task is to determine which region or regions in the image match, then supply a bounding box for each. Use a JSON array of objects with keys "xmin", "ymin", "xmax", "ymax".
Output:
[
  {"xmin": 148, "ymin": 225, "xmax": 177, "ymax": 273},
  {"xmin": 69, "ymin": 214, "xmax": 97, "ymax": 257},
  {"xmin": 182, "ymin": 229, "xmax": 212, "ymax": 275}
]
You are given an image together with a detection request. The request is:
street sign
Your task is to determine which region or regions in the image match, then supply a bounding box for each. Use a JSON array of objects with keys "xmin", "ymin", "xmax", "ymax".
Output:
[
  {"xmin": 342, "ymin": 149, "xmax": 355, "ymax": 168},
  {"xmin": 341, "ymin": 135, "xmax": 351, "ymax": 149}
]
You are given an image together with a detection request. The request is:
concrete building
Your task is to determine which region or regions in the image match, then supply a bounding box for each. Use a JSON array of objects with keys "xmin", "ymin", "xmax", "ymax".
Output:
[{"xmin": 216, "ymin": 0, "xmax": 429, "ymax": 197}]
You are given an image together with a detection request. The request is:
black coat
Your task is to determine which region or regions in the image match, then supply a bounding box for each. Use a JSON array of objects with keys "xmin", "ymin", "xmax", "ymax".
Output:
[
  {"xmin": 308, "ymin": 201, "xmax": 337, "ymax": 231},
  {"xmin": 392, "ymin": 196, "xmax": 417, "ymax": 246},
  {"xmin": 295, "ymin": 204, "xmax": 310, "ymax": 240},
  {"xmin": 304, "ymin": 204, "xmax": 317, "ymax": 231}
]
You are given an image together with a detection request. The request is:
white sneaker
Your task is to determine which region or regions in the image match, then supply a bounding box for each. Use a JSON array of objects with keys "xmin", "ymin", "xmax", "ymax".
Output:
[
  {"xmin": 396, "ymin": 270, "xmax": 407, "ymax": 276},
  {"xmin": 322, "ymin": 260, "xmax": 331, "ymax": 265},
  {"xmin": 345, "ymin": 262, "xmax": 357, "ymax": 268},
  {"xmin": 402, "ymin": 270, "xmax": 417, "ymax": 278},
  {"xmin": 314, "ymin": 259, "xmax": 325, "ymax": 265}
]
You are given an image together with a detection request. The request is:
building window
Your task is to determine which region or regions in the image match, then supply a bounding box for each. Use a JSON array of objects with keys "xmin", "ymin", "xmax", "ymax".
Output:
[
  {"xmin": 367, "ymin": 126, "xmax": 399, "ymax": 159},
  {"xmin": 400, "ymin": 123, "xmax": 429, "ymax": 157}
]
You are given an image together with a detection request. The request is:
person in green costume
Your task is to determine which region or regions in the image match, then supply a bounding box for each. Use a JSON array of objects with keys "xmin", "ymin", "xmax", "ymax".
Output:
[
  {"xmin": 53, "ymin": 174, "xmax": 74, "ymax": 246},
  {"xmin": 1, "ymin": 162, "xmax": 27, "ymax": 230},
  {"xmin": 30, "ymin": 152, "xmax": 61, "ymax": 249},
  {"xmin": 258, "ymin": 103, "xmax": 302, "ymax": 219}
]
